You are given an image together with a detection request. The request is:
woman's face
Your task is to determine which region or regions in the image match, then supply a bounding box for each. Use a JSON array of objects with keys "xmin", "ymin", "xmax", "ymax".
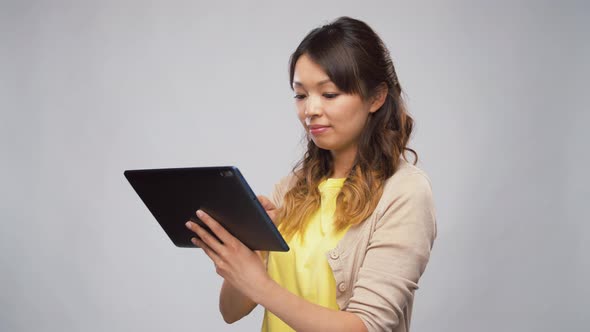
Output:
[{"xmin": 292, "ymin": 54, "xmax": 380, "ymax": 156}]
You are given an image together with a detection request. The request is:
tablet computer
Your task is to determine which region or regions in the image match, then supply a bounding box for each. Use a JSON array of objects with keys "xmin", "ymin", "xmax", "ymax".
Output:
[{"xmin": 124, "ymin": 166, "xmax": 289, "ymax": 252}]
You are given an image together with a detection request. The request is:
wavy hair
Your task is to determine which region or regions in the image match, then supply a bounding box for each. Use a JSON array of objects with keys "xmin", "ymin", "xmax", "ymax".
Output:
[{"xmin": 277, "ymin": 16, "xmax": 418, "ymax": 241}]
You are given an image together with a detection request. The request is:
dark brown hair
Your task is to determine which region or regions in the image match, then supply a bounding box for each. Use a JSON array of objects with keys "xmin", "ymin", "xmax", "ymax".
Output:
[{"xmin": 278, "ymin": 16, "xmax": 417, "ymax": 241}]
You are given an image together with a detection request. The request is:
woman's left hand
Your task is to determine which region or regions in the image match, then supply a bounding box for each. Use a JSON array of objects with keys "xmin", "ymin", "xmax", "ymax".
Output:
[{"xmin": 185, "ymin": 210, "xmax": 271, "ymax": 303}]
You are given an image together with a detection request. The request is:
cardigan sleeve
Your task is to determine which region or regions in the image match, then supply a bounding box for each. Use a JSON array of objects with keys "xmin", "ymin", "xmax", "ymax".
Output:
[{"xmin": 345, "ymin": 171, "xmax": 437, "ymax": 331}]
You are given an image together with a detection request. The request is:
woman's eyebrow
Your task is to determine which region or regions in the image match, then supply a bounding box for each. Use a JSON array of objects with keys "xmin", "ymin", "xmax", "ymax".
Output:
[{"xmin": 293, "ymin": 79, "xmax": 332, "ymax": 87}]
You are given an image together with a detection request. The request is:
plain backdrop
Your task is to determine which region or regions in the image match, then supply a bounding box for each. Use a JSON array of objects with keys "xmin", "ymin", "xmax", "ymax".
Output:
[{"xmin": 1, "ymin": 0, "xmax": 588, "ymax": 331}]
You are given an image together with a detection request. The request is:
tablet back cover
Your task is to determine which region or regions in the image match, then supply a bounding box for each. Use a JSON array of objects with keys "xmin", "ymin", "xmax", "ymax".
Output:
[{"xmin": 124, "ymin": 166, "xmax": 289, "ymax": 251}]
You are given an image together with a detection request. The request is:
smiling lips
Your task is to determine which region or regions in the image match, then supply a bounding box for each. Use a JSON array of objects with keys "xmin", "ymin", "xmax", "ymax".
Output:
[{"xmin": 308, "ymin": 124, "xmax": 330, "ymax": 135}]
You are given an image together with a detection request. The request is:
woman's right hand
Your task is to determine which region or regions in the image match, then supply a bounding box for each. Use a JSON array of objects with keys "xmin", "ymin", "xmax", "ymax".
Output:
[{"xmin": 213, "ymin": 197, "xmax": 278, "ymax": 321}]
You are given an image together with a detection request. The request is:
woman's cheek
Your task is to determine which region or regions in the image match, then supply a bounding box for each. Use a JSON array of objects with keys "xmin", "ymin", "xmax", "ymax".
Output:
[{"xmin": 296, "ymin": 106, "xmax": 306, "ymax": 123}]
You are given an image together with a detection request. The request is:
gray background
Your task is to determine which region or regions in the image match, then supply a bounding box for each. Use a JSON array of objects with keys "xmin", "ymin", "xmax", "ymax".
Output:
[{"xmin": 1, "ymin": 0, "xmax": 588, "ymax": 331}]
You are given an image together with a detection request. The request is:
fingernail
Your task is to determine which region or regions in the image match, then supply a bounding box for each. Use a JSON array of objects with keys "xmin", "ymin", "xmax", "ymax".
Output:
[
  {"xmin": 196, "ymin": 210, "xmax": 203, "ymax": 217},
  {"xmin": 185, "ymin": 221, "xmax": 191, "ymax": 228}
]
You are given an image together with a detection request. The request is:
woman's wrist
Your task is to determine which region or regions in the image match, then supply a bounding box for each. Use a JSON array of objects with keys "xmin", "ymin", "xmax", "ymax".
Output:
[{"xmin": 250, "ymin": 274, "xmax": 276, "ymax": 305}]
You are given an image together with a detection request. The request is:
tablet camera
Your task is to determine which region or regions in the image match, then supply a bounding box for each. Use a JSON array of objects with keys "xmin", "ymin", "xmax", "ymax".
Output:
[{"xmin": 220, "ymin": 170, "xmax": 233, "ymax": 177}]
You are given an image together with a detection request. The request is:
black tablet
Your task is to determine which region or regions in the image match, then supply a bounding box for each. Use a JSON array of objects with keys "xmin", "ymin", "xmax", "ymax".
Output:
[{"xmin": 124, "ymin": 166, "xmax": 289, "ymax": 252}]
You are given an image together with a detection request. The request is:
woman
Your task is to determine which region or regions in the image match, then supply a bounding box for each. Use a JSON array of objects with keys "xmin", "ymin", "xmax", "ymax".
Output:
[{"xmin": 185, "ymin": 16, "xmax": 436, "ymax": 332}]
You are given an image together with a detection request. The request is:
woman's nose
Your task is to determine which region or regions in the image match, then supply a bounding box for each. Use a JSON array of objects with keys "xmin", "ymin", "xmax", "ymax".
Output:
[{"xmin": 306, "ymin": 95, "xmax": 323, "ymax": 117}]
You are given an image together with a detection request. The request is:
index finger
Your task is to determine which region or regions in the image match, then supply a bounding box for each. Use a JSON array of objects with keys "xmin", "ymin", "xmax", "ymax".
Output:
[{"xmin": 196, "ymin": 210, "xmax": 236, "ymax": 246}]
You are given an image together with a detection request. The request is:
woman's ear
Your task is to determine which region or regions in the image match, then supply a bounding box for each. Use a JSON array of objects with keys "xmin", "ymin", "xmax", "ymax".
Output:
[{"xmin": 369, "ymin": 83, "xmax": 388, "ymax": 113}]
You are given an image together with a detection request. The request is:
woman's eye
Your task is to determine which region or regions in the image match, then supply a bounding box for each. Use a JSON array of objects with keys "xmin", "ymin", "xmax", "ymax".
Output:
[
  {"xmin": 323, "ymin": 93, "xmax": 339, "ymax": 99},
  {"xmin": 294, "ymin": 94, "xmax": 306, "ymax": 100}
]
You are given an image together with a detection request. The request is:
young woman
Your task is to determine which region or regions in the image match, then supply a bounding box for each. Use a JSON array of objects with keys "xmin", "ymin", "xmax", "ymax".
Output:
[{"xmin": 185, "ymin": 16, "xmax": 437, "ymax": 332}]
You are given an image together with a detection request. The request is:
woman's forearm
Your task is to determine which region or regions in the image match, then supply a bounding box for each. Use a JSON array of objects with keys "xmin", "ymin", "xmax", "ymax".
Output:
[
  {"xmin": 219, "ymin": 279, "xmax": 257, "ymax": 323},
  {"xmin": 254, "ymin": 277, "xmax": 368, "ymax": 332}
]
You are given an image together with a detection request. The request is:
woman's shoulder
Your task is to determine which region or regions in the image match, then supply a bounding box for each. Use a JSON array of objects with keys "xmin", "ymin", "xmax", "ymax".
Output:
[
  {"xmin": 378, "ymin": 159, "xmax": 434, "ymax": 211},
  {"xmin": 388, "ymin": 158, "xmax": 432, "ymax": 185}
]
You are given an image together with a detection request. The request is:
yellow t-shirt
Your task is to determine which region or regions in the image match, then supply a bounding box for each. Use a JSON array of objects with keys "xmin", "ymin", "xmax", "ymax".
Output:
[{"xmin": 261, "ymin": 178, "xmax": 350, "ymax": 332}]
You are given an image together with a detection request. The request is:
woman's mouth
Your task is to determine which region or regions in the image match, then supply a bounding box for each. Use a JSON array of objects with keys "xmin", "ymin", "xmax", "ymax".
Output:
[{"xmin": 308, "ymin": 125, "xmax": 330, "ymax": 135}]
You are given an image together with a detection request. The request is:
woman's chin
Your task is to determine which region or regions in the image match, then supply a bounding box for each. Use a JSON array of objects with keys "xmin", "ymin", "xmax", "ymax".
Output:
[
  {"xmin": 311, "ymin": 140, "xmax": 339, "ymax": 152},
  {"xmin": 311, "ymin": 138, "xmax": 330, "ymax": 150}
]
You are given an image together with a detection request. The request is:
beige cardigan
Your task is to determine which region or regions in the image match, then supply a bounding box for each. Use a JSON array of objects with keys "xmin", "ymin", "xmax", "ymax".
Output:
[{"xmin": 270, "ymin": 159, "xmax": 437, "ymax": 332}]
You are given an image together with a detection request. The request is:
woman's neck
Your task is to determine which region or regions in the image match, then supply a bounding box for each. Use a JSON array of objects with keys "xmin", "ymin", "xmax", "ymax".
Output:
[{"xmin": 331, "ymin": 146, "xmax": 357, "ymax": 178}]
